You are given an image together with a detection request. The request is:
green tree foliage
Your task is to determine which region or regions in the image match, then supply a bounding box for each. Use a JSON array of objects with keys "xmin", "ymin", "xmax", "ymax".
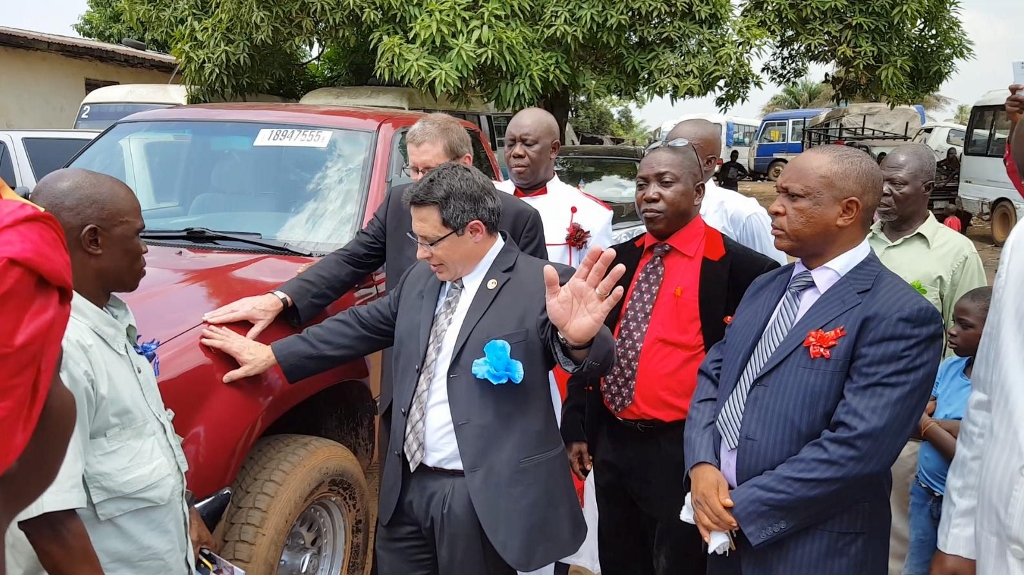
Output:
[
  {"xmin": 951, "ymin": 104, "xmax": 971, "ymax": 125},
  {"xmin": 83, "ymin": 0, "xmax": 972, "ymax": 136},
  {"xmin": 746, "ymin": 0, "xmax": 972, "ymax": 108},
  {"xmin": 570, "ymin": 97, "xmax": 650, "ymax": 144},
  {"xmin": 74, "ymin": 0, "xmax": 170, "ymax": 52}
]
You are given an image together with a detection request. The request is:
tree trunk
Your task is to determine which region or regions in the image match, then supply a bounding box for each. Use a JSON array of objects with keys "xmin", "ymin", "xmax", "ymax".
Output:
[{"xmin": 540, "ymin": 89, "xmax": 572, "ymax": 144}]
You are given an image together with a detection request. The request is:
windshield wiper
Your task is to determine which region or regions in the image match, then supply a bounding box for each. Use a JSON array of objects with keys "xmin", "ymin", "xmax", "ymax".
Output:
[{"xmin": 140, "ymin": 227, "xmax": 314, "ymax": 256}]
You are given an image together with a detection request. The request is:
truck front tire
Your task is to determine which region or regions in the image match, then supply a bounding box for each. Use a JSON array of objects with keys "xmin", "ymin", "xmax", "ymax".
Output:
[
  {"xmin": 220, "ymin": 435, "xmax": 371, "ymax": 575},
  {"xmin": 991, "ymin": 200, "xmax": 1017, "ymax": 247}
]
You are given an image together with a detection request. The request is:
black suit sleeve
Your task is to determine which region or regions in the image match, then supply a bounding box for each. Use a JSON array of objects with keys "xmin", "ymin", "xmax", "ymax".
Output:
[
  {"xmin": 278, "ymin": 189, "xmax": 393, "ymax": 324},
  {"xmin": 516, "ymin": 204, "xmax": 549, "ymax": 260},
  {"xmin": 560, "ymin": 378, "xmax": 588, "ymax": 445},
  {"xmin": 271, "ymin": 265, "xmax": 408, "ymax": 383}
]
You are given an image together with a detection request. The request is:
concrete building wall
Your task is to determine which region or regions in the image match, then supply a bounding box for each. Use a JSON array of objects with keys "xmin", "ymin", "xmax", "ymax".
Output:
[{"xmin": 0, "ymin": 47, "xmax": 177, "ymax": 129}]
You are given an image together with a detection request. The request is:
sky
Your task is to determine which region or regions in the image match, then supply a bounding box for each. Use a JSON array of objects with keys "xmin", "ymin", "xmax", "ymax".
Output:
[{"xmin": 1, "ymin": 0, "xmax": 1019, "ymax": 130}]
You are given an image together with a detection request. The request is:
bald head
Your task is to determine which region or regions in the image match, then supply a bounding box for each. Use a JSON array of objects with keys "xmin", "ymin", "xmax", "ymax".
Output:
[
  {"xmin": 666, "ymin": 119, "xmax": 722, "ymax": 182},
  {"xmin": 31, "ymin": 169, "xmax": 138, "ymax": 248},
  {"xmin": 644, "ymin": 146, "xmax": 704, "ymax": 182},
  {"xmin": 504, "ymin": 107, "xmax": 561, "ymax": 191},
  {"xmin": 884, "ymin": 143, "xmax": 937, "ymax": 182},
  {"xmin": 804, "ymin": 145, "xmax": 884, "ymax": 226}
]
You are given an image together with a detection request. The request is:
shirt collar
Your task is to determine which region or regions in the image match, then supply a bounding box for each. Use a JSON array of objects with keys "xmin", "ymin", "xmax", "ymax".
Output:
[
  {"xmin": 452, "ymin": 234, "xmax": 505, "ymax": 294},
  {"xmin": 869, "ymin": 213, "xmax": 942, "ymax": 248},
  {"xmin": 70, "ymin": 292, "xmax": 139, "ymax": 352},
  {"xmin": 643, "ymin": 215, "xmax": 706, "ymax": 258},
  {"xmin": 793, "ymin": 238, "xmax": 871, "ymax": 292},
  {"xmin": 514, "ymin": 173, "xmax": 560, "ymax": 198}
]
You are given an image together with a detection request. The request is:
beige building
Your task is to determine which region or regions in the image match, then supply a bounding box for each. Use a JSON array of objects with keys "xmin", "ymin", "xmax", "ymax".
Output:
[{"xmin": 0, "ymin": 27, "xmax": 179, "ymax": 129}]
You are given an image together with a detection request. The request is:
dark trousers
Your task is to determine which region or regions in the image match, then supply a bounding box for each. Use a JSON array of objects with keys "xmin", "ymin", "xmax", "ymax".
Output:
[
  {"xmin": 375, "ymin": 464, "xmax": 515, "ymax": 575},
  {"xmin": 592, "ymin": 411, "xmax": 707, "ymax": 575}
]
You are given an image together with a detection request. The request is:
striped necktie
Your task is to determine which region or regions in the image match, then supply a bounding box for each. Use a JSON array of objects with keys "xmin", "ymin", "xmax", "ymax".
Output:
[
  {"xmin": 404, "ymin": 279, "xmax": 463, "ymax": 471},
  {"xmin": 717, "ymin": 271, "xmax": 816, "ymax": 450}
]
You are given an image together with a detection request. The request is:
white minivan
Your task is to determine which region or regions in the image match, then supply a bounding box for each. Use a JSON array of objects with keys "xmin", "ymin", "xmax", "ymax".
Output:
[
  {"xmin": 957, "ymin": 89, "xmax": 1022, "ymax": 246},
  {"xmin": 912, "ymin": 121, "xmax": 966, "ymax": 158},
  {"xmin": 657, "ymin": 113, "xmax": 760, "ymax": 172},
  {"xmin": 74, "ymin": 85, "xmax": 288, "ymax": 130}
]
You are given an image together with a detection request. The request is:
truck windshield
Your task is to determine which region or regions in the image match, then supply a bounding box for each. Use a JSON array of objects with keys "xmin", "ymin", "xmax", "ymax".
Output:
[{"xmin": 69, "ymin": 120, "xmax": 374, "ymax": 254}]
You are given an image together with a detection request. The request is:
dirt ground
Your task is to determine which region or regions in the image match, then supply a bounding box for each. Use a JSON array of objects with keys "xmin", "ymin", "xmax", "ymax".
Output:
[{"xmin": 361, "ymin": 183, "xmax": 1000, "ymax": 575}]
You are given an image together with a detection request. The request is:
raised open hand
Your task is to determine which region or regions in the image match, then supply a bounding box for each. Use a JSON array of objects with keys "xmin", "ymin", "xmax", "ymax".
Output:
[{"xmin": 543, "ymin": 246, "xmax": 626, "ymax": 346}]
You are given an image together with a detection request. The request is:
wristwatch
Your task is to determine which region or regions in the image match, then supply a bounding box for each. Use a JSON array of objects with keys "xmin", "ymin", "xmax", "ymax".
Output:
[
  {"xmin": 557, "ymin": 331, "xmax": 593, "ymax": 350},
  {"xmin": 269, "ymin": 290, "xmax": 291, "ymax": 309}
]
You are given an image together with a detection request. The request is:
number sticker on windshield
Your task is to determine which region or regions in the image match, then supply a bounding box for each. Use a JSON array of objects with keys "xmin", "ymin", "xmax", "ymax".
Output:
[{"xmin": 253, "ymin": 129, "xmax": 332, "ymax": 148}]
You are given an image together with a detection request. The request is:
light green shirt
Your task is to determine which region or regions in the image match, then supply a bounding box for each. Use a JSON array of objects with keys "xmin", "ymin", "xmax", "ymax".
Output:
[
  {"xmin": 4, "ymin": 293, "xmax": 193, "ymax": 575},
  {"xmin": 869, "ymin": 213, "xmax": 988, "ymax": 332}
]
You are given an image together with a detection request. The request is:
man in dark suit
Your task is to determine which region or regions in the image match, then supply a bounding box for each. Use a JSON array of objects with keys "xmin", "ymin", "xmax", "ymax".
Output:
[
  {"xmin": 201, "ymin": 115, "xmax": 547, "ymax": 569},
  {"xmin": 560, "ymin": 144, "xmax": 779, "ymax": 575},
  {"xmin": 200, "ymin": 163, "xmax": 626, "ymax": 575},
  {"xmin": 684, "ymin": 146, "xmax": 945, "ymax": 575}
]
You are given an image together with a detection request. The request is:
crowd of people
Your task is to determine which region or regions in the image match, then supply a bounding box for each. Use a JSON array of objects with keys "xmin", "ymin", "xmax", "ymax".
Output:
[{"xmin": 0, "ymin": 86, "xmax": 1022, "ymax": 575}]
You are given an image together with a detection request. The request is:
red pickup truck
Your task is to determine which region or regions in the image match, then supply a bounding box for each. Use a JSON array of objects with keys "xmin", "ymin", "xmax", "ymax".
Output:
[{"xmin": 65, "ymin": 103, "xmax": 502, "ymax": 575}]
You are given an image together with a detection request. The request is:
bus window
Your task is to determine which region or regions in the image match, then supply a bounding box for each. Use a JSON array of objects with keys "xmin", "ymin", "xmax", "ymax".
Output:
[
  {"xmin": 789, "ymin": 119, "xmax": 807, "ymax": 143},
  {"xmin": 965, "ymin": 108, "xmax": 1005, "ymax": 158},
  {"xmin": 759, "ymin": 121, "xmax": 788, "ymax": 143}
]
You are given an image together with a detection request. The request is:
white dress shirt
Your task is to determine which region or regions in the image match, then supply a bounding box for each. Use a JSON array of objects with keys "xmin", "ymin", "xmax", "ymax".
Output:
[
  {"xmin": 720, "ymin": 239, "xmax": 872, "ymax": 487},
  {"xmin": 422, "ymin": 235, "xmax": 506, "ymax": 470},
  {"xmin": 700, "ymin": 180, "xmax": 788, "ymax": 265},
  {"xmin": 937, "ymin": 225, "xmax": 1024, "ymax": 574}
]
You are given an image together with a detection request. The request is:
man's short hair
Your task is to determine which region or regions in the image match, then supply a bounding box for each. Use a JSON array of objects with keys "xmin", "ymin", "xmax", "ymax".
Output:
[
  {"xmin": 889, "ymin": 143, "xmax": 938, "ymax": 183},
  {"xmin": 805, "ymin": 145, "xmax": 884, "ymax": 224},
  {"xmin": 959, "ymin": 286, "xmax": 993, "ymax": 315},
  {"xmin": 406, "ymin": 113, "xmax": 473, "ymax": 160},
  {"xmin": 404, "ymin": 163, "xmax": 501, "ymax": 234}
]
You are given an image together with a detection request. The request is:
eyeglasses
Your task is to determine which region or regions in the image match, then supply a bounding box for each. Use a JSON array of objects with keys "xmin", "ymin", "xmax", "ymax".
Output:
[
  {"xmin": 645, "ymin": 137, "xmax": 705, "ymax": 176},
  {"xmin": 402, "ymin": 157, "xmax": 460, "ymax": 179},
  {"xmin": 406, "ymin": 229, "xmax": 459, "ymax": 253}
]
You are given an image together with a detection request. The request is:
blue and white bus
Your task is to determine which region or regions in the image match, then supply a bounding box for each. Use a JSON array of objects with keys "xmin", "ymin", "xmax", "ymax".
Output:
[{"xmin": 748, "ymin": 108, "xmax": 828, "ymax": 181}]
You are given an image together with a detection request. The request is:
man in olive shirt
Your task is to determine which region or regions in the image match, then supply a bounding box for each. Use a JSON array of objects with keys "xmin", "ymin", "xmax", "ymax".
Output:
[{"xmin": 867, "ymin": 143, "xmax": 987, "ymax": 575}]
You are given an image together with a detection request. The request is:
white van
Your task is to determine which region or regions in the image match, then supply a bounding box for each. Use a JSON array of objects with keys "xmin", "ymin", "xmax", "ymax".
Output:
[
  {"xmin": 913, "ymin": 121, "xmax": 966, "ymax": 158},
  {"xmin": 300, "ymin": 86, "xmax": 512, "ymax": 171},
  {"xmin": 657, "ymin": 113, "xmax": 760, "ymax": 172},
  {"xmin": 957, "ymin": 89, "xmax": 1022, "ymax": 246},
  {"xmin": 74, "ymin": 85, "xmax": 289, "ymax": 130}
]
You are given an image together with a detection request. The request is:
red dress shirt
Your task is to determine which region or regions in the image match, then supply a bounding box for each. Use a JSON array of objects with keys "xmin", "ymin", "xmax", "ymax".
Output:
[{"xmin": 610, "ymin": 216, "xmax": 724, "ymax": 421}]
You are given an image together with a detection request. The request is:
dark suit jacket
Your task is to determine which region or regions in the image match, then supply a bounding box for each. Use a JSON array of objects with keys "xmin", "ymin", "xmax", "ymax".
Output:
[
  {"xmin": 560, "ymin": 226, "xmax": 780, "ymax": 445},
  {"xmin": 279, "ymin": 182, "xmax": 547, "ymax": 323},
  {"xmin": 272, "ymin": 238, "xmax": 615, "ymax": 571},
  {"xmin": 684, "ymin": 252, "xmax": 944, "ymax": 575}
]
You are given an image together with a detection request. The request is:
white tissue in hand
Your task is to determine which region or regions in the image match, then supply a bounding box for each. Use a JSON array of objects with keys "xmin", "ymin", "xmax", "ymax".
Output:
[{"xmin": 680, "ymin": 492, "xmax": 732, "ymax": 555}]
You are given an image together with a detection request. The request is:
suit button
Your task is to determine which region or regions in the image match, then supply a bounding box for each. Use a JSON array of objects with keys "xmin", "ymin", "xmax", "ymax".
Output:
[
  {"xmin": 779, "ymin": 521, "xmax": 787, "ymax": 529},
  {"xmin": 401, "ymin": 408, "xmax": 407, "ymax": 415},
  {"xmin": 760, "ymin": 532, "xmax": 766, "ymax": 539},
  {"xmin": 393, "ymin": 450, "xmax": 400, "ymax": 456},
  {"xmin": 414, "ymin": 365, "xmax": 419, "ymax": 372},
  {"xmin": 1011, "ymin": 545, "xmax": 1024, "ymax": 560},
  {"xmin": 773, "ymin": 525, "xmax": 780, "ymax": 533}
]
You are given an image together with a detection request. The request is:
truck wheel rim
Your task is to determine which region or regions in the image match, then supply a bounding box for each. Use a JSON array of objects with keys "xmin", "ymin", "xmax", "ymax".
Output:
[{"xmin": 279, "ymin": 498, "xmax": 347, "ymax": 575}]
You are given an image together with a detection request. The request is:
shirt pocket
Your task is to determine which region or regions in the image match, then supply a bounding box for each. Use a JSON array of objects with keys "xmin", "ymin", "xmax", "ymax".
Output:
[{"xmin": 84, "ymin": 423, "xmax": 178, "ymax": 521}]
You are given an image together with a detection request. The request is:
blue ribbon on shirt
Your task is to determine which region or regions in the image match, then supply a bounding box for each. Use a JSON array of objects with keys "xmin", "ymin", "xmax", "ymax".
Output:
[{"xmin": 133, "ymin": 335, "xmax": 161, "ymax": 376}]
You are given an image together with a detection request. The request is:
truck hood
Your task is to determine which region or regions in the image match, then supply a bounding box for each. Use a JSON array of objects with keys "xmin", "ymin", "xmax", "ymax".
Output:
[{"xmin": 121, "ymin": 245, "xmax": 311, "ymax": 344}]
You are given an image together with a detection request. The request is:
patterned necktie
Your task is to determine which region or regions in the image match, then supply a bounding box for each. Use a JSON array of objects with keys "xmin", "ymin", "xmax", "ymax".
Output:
[
  {"xmin": 717, "ymin": 270, "xmax": 816, "ymax": 450},
  {"xmin": 404, "ymin": 279, "xmax": 463, "ymax": 471},
  {"xmin": 602, "ymin": 243, "xmax": 671, "ymax": 413}
]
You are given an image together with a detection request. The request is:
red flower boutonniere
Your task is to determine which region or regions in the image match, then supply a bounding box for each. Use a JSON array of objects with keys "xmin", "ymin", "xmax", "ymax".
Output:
[
  {"xmin": 803, "ymin": 326, "xmax": 847, "ymax": 359},
  {"xmin": 724, "ymin": 315, "xmax": 733, "ymax": 325},
  {"xmin": 566, "ymin": 221, "xmax": 591, "ymax": 250}
]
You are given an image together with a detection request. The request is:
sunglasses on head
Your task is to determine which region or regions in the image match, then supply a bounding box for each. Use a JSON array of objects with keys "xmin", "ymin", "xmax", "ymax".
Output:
[{"xmin": 645, "ymin": 137, "xmax": 704, "ymax": 175}]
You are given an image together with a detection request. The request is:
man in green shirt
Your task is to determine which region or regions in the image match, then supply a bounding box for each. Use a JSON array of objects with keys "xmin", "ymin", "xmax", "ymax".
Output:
[{"xmin": 867, "ymin": 143, "xmax": 987, "ymax": 575}]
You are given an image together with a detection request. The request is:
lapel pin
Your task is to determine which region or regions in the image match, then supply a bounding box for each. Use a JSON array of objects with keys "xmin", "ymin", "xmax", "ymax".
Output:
[{"xmin": 487, "ymin": 279, "xmax": 498, "ymax": 290}]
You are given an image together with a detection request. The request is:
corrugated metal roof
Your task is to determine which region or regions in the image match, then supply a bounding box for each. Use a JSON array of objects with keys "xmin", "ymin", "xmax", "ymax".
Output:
[{"xmin": 0, "ymin": 26, "xmax": 178, "ymax": 72}]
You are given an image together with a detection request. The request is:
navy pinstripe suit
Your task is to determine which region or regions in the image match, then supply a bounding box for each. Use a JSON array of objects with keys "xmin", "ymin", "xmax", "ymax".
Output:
[{"xmin": 684, "ymin": 251, "xmax": 944, "ymax": 575}]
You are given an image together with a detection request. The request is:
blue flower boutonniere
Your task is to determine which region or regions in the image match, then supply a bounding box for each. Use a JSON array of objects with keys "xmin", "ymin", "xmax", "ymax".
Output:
[
  {"xmin": 472, "ymin": 340, "xmax": 524, "ymax": 385},
  {"xmin": 133, "ymin": 335, "xmax": 161, "ymax": 376}
]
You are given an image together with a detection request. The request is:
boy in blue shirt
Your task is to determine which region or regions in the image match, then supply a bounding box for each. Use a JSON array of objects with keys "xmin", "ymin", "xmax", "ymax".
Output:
[{"xmin": 903, "ymin": 286, "xmax": 992, "ymax": 575}]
